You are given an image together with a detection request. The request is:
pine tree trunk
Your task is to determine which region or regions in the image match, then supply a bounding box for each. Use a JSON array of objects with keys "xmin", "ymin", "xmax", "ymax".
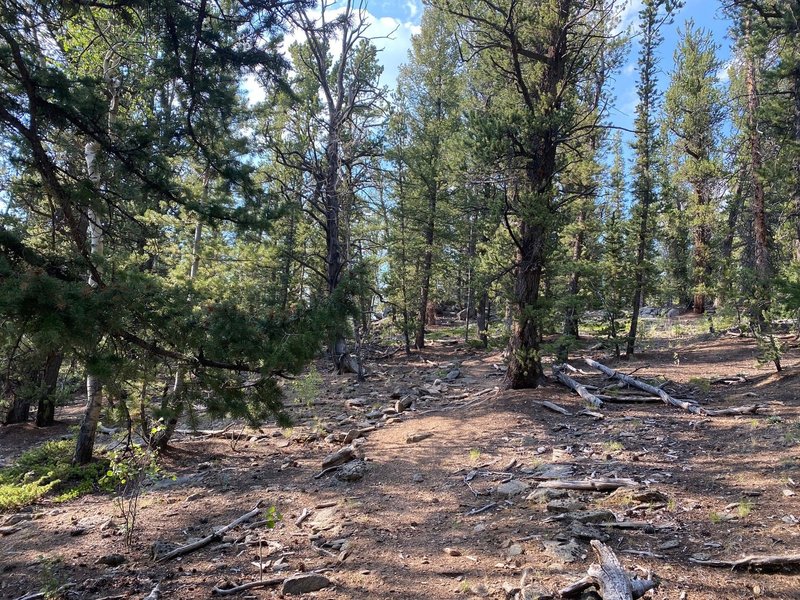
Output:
[
  {"xmin": 746, "ymin": 33, "xmax": 770, "ymax": 323},
  {"xmin": 627, "ymin": 197, "xmax": 650, "ymax": 357},
  {"xmin": 561, "ymin": 209, "xmax": 585, "ymax": 357},
  {"xmin": 505, "ymin": 223, "xmax": 546, "ymax": 389},
  {"xmin": 477, "ymin": 291, "xmax": 488, "ymax": 349},
  {"xmin": 415, "ymin": 186, "xmax": 436, "ymax": 349},
  {"xmin": 151, "ymin": 369, "xmax": 184, "ymax": 450},
  {"xmin": 35, "ymin": 351, "xmax": 63, "ymax": 427},
  {"xmin": 793, "ymin": 62, "xmax": 800, "ymax": 262}
]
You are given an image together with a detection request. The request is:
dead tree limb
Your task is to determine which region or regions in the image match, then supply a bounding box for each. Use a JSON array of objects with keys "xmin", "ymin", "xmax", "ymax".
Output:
[
  {"xmin": 537, "ymin": 478, "xmax": 637, "ymax": 492},
  {"xmin": 688, "ymin": 553, "xmax": 800, "ymax": 569},
  {"xmin": 211, "ymin": 577, "xmax": 285, "ymax": 595},
  {"xmin": 560, "ymin": 540, "xmax": 658, "ymax": 599},
  {"xmin": 585, "ymin": 358, "xmax": 704, "ymax": 415},
  {"xmin": 553, "ymin": 365, "xmax": 604, "ymax": 407},
  {"xmin": 532, "ymin": 400, "xmax": 573, "ymax": 415},
  {"xmin": 156, "ymin": 500, "xmax": 264, "ymax": 562}
]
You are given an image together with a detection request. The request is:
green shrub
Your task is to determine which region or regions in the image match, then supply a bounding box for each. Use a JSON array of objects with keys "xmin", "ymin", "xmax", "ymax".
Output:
[{"xmin": 0, "ymin": 439, "xmax": 108, "ymax": 511}]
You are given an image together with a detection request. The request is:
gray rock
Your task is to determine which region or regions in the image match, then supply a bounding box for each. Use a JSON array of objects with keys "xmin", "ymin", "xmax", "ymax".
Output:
[
  {"xmin": 568, "ymin": 521, "xmax": 609, "ymax": 542},
  {"xmin": 541, "ymin": 539, "xmax": 582, "ymax": 563},
  {"xmin": 336, "ymin": 459, "xmax": 367, "ymax": 482},
  {"xmin": 569, "ymin": 509, "xmax": 616, "ymax": 523},
  {"xmin": 95, "ymin": 553, "xmax": 126, "ymax": 567},
  {"xmin": 526, "ymin": 488, "xmax": 567, "ymax": 503},
  {"xmin": 406, "ymin": 432, "xmax": 434, "ymax": 443},
  {"xmin": 545, "ymin": 499, "xmax": 586, "ymax": 514},
  {"xmin": 522, "ymin": 463, "xmax": 574, "ymax": 479},
  {"xmin": 445, "ymin": 369, "xmax": 461, "ymax": 381},
  {"xmin": 496, "ymin": 480, "xmax": 529, "ymax": 498},
  {"xmin": 282, "ymin": 573, "xmax": 331, "ymax": 595},
  {"xmin": 412, "ymin": 473, "xmax": 424, "ymax": 483},
  {"xmin": 507, "ymin": 543, "xmax": 524, "ymax": 557}
]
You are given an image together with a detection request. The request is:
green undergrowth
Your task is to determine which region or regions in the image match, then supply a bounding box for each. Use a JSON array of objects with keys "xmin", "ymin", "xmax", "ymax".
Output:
[{"xmin": 0, "ymin": 440, "xmax": 109, "ymax": 512}]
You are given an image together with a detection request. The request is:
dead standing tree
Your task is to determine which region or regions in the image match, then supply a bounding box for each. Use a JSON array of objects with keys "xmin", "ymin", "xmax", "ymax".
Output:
[{"xmin": 287, "ymin": 0, "xmax": 386, "ymax": 375}]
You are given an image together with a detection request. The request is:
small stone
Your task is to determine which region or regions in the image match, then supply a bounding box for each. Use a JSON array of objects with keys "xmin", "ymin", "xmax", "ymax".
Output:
[
  {"xmin": 445, "ymin": 369, "xmax": 461, "ymax": 381},
  {"xmin": 545, "ymin": 499, "xmax": 586, "ymax": 514},
  {"xmin": 281, "ymin": 573, "xmax": 331, "ymax": 595},
  {"xmin": 336, "ymin": 459, "xmax": 367, "ymax": 482},
  {"xmin": 541, "ymin": 539, "xmax": 582, "ymax": 563},
  {"xmin": 470, "ymin": 583, "xmax": 489, "ymax": 597},
  {"xmin": 783, "ymin": 489, "xmax": 796, "ymax": 497},
  {"xmin": 526, "ymin": 488, "xmax": 567, "ymax": 504},
  {"xmin": 95, "ymin": 553, "xmax": 125, "ymax": 567},
  {"xmin": 659, "ymin": 539, "xmax": 680, "ymax": 550},
  {"xmin": 406, "ymin": 432, "xmax": 434, "ymax": 443},
  {"xmin": 473, "ymin": 524, "xmax": 486, "ymax": 533},
  {"xmin": 346, "ymin": 398, "xmax": 366, "ymax": 408},
  {"xmin": 444, "ymin": 547, "xmax": 462, "ymax": 556},
  {"xmin": 507, "ymin": 544, "xmax": 524, "ymax": 557},
  {"xmin": 69, "ymin": 527, "xmax": 87, "ymax": 537},
  {"xmin": 496, "ymin": 480, "xmax": 529, "ymax": 498},
  {"xmin": 412, "ymin": 473, "xmax": 424, "ymax": 483}
]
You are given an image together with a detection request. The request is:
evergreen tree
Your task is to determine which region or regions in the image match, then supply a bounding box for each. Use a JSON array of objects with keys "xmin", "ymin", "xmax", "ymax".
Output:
[
  {"xmin": 626, "ymin": 0, "xmax": 681, "ymax": 357},
  {"xmin": 665, "ymin": 21, "xmax": 724, "ymax": 314}
]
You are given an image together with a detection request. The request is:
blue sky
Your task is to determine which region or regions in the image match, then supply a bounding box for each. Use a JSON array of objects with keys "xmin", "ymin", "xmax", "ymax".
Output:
[{"xmin": 362, "ymin": 0, "xmax": 734, "ymax": 146}]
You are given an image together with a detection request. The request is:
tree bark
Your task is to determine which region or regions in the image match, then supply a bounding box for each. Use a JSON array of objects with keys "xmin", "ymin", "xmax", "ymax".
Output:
[
  {"xmin": 415, "ymin": 183, "xmax": 436, "ymax": 349},
  {"xmin": 506, "ymin": 221, "xmax": 547, "ymax": 389},
  {"xmin": 746, "ymin": 23, "xmax": 770, "ymax": 324},
  {"xmin": 35, "ymin": 351, "xmax": 63, "ymax": 427}
]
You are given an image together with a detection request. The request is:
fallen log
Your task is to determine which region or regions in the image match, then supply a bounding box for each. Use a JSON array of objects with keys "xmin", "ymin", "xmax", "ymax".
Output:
[
  {"xmin": 585, "ymin": 358, "xmax": 704, "ymax": 415},
  {"xmin": 553, "ymin": 366, "xmax": 604, "ymax": 407},
  {"xmin": 212, "ymin": 577, "xmax": 285, "ymax": 595},
  {"xmin": 595, "ymin": 394, "xmax": 661, "ymax": 403},
  {"xmin": 559, "ymin": 540, "xmax": 658, "ymax": 599},
  {"xmin": 688, "ymin": 553, "xmax": 800, "ymax": 569},
  {"xmin": 703, "ymin": 404, "xmax": 767, "ymax": 416},
  {"xmin": 156, "ymin": 500, "xmax": 264, "ymax": 562},
  {"xmin": 175, "ymin": 424, "xmax": 234, "ymax": 437},
  {"xmin": 537, "ymin": 478, "xmax": 637, "ymax": 492}
]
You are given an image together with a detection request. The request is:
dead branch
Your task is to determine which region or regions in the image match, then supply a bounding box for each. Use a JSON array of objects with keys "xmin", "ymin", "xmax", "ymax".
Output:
[
  {"xmin": 595, "ymin": 394, "xmax": 661, "ymax": 403},
  {"xmin": 702, "ymin": 404, "xmax": 767, "ymax": 416},
  {"xmin": 585, "ymin": 358, "xmax": 704, "ymax": 415},
  {"xmin": 156, "ymin": 501, "xmax": 264, "ymax": 562},
  {"xmin": 560, "ymin": 540, "xmax": 658, "ymax": 599},
  {"xmin": 465, "ymin": 502, "xmax": 497, "ymax": 516},
  {"xmin": 211, "ymin": 577, "xmax": 285, "ymax": 595},
  {"xmin": 175, "ymin": 424, "xmax": 234, "ymax": 437},
  {"xmin": 553, "ymin": 365, "xmax": 604, "ymax": 407},
  {"xmin": 688, "ymin": 553, "xmax": 800, "ymax": 569},
  {"xmin": 537, "ymin": 478, "xmax": 637, "ymax": 492},
  {"xmin": 532, "ymin": 400, "xmax": 573, "ymax": 415}
]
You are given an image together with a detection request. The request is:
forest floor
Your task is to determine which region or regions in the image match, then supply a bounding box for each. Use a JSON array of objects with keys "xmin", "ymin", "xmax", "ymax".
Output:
[{"xmin": 2, "ymin": 314, "xmax": 800, "ymax": 600}]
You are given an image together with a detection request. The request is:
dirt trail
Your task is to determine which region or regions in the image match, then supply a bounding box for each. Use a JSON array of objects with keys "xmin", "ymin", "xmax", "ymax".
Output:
[{"xmin": 2, "ymin": 336, "xmax": 800, "ymax": 599}]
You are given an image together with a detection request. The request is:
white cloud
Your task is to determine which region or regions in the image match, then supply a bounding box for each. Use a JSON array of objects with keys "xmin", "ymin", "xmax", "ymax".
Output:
[
  {"xmin": 623, "ymin": 62, "xmax": 635, "ymax": 76},
  {"xmin": 716, "ymin": 58, "xmax": 734, "ymax": 83},
  {"xmin": 242, "ymin": 3, "xmax": 420, "ymax": 104},
  {"xmin": 613, "ymin": 0, "xmax": 644, "ymax": 35}
]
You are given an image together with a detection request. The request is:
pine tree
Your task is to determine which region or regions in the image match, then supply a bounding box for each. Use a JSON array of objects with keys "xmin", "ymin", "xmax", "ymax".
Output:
[
  {"xmin": 626, "ymin": 0, "xmax": 682, "ymax": 357},
  {"xmin": 664, "ymin": 21, "xmax": 724, "ymax": 314}
]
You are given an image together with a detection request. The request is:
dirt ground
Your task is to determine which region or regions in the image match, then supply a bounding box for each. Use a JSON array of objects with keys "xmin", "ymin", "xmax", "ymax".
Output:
[{"xmin": 2, "ymin": 321, "xmax": 800, "ymax": 600}]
